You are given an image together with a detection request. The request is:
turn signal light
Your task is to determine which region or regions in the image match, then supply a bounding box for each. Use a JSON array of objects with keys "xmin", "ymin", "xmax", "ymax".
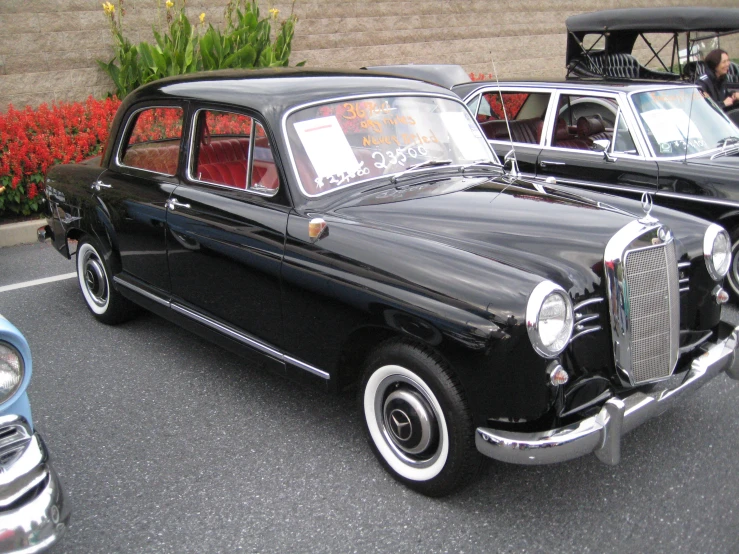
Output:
[
  {"xmin": 308, "ymin": 218, "xmax": 328, "ymax": 241},
  {"xmin": 714, "ymin": 286, "xmax": 729, "ymax": 305},
  {"xmin": 549, "ymin": 364, "xmax": 569, "ymax": 386}
]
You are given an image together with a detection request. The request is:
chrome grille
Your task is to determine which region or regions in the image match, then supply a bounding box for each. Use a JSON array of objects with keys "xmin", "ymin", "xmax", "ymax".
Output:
[{"xmin": 604, "ymin": 220, "xmax": 680, "ymax": 387}]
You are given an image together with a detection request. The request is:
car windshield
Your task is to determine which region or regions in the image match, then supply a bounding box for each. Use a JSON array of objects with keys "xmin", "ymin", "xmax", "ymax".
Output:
[
  {"xmin": 285, "ymin": 95, "xmax": 498, "ymax": 196},
  {"xmin": 631, "ymin": 87, "xmax": 739, "ymax": 158}
]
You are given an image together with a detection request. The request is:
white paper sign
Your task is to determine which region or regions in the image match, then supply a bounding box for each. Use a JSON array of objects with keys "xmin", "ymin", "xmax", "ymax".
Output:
[
  {"xmin": 293, "ymin": 116, "xmax": 359, "ymax": 178},
  {"xmin": 439, "ymin": 112, "xmax": 490, "ymax": 161},
  {"xmin": 640, "ymin": 108, "xmax": 703, "ymax": 145}
]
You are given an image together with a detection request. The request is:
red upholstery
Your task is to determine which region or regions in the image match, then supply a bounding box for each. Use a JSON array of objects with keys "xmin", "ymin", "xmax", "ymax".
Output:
[
  {"xmin": 576, "ymin": 115, "xmax": 612, "ymax": 144},
  {"xmin": 197, "ymin": 138, "xmax": 249, "ymax": 165},
  {"xmin": 553, "ymin": 118, "xmax": 591, "ymax": 150},
  {"xmin": 197, "ymin": 161, "xmax": 247, "ymax": 189},
  {"xmin": 478, "ymin": 118, "xmax": 543, "ymax": 144},
  {"xmin": 122, "ymin": 144, "xmax": 179, "ymax": 175}
]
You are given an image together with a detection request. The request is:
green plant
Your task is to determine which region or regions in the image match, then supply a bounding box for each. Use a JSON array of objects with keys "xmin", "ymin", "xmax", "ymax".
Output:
[{"xmin": 98, "ymin": 0, "xmax": 303, "ymax": 99}]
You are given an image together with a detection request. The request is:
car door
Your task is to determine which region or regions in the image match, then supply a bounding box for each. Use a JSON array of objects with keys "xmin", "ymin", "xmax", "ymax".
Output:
[
  {"xmin": 466, "ymin": 87, "xmax": 553, "ymax": 176},
  {"xmin": 166, "ymin": 106, "xmax": 289, "ymax": 356},
  {"xmin": 95, "ymin": 103, "xmax": 185, "ymax": 295},
  {"xmin": 535, "ymin": 91, "xmax": 660, "ymax": 201}
]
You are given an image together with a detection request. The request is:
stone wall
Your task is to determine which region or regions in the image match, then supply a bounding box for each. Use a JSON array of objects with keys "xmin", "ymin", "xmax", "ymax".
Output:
[{"xmin": 0, "ymin": 0, "xmax": 737, "ymax": 111}]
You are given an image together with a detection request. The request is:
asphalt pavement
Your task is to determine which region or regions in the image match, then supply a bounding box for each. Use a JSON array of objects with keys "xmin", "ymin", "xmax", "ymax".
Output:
[{"xmin": 1, "ymin": 242, "xmax": 738, "ymax": 554}]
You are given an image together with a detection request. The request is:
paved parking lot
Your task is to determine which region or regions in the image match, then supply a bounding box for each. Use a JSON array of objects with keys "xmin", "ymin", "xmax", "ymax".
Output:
[{"xmin": 1, "ymin": 241, "xmax": 739, "ymax": 553}]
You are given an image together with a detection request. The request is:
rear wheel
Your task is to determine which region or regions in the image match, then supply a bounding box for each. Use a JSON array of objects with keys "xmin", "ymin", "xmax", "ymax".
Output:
[
  {"xmin": 76, "ymin": 237, "xmax": 137, "ymax": 324},
  {"xmin": 359, "ymin": 340, "xmax": 482, "ymax": 497}
]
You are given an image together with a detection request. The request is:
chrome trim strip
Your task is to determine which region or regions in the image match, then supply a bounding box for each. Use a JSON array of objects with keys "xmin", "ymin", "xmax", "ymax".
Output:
[
  {"xmin": 476, "ymin": 324, "xmax": 739, "ymax": 465},
  {"xmin": 656, "ymin": 190, "xmax": 739, "ymax": 210},
  {"xmin": 574, "ymin": 297, "xmax": 604, "ymax": 311},
  {"xmin": 284, "ymin": 356, "xmax": 330, "ymax": 380},
  {"xmin": 570, "ymin": 326, "xmax": 601, "ymax": 341},
  {"xmin": 546, "ymin": 175, "xmax": 652, "ymax": 196},
  {"xmin": 170, "ymin": 303, "xmax": 330, "ymax": 380},
  {"xmin": 280, "ymin": 92, "xmax": 477, "ymax": 198},
  {"xmin": 113, "ymin": 276, "xmax": 170, "ymax": 307},
  {"xmin": 680, "ymin": 287, "xmax": 690, "ymax": 293},
  {"xmin": 678, "ymin": 261, "xmax": 691, "ymax": 269},
  {"xmin": 575, "ymin": 314, "xmax": 599, "ymax": 326}
]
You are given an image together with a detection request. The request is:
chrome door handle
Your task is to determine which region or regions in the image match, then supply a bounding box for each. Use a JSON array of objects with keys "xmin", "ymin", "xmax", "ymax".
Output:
[
  {"xmin": 166, "ymin": 198, "xmax": 191, "ymax": 210},
  {"xmin": 540, "ymin": 160, "xmax": 566, "ymax": 168},
  {"xmin": 92, "ymin": 180, "xmax": 112, "ymax": 191}
]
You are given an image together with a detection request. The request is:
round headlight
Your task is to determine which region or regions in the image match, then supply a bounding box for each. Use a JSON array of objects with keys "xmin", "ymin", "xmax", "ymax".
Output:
[
  {"xmin": 526, "ymin": 281, "xmax": 574, "ymax": 358},
  {"xmin": 704, "ymin": 224, "xmax": 731, "ymax": 280},
  {"xmin": 0, "ymin": 342, "xmax": 24, "ymax": 403}
]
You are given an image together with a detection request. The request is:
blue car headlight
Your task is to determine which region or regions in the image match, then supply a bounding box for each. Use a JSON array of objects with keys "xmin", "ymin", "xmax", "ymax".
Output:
[{"xmin": 0, "ymin": 341, "xmax": 24, "ymax": 404}]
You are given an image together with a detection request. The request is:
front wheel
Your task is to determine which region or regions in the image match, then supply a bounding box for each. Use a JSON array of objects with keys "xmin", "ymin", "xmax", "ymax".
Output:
[
  {"xmin": 728, "ymin": 228, "xmax": 739, "ymax": 300},
  {"xmin": 360, "ymin": 340, "xmax": 482, "ymax": 497},
  {"xmin": 76, "ymin": 237, "xmax": 137, "ymax": 324}
]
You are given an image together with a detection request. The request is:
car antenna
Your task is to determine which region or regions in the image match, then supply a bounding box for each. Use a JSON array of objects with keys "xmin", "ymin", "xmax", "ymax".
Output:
[
  {"xmin": 491, "ymin": 53, "xmax": 520, "ymax": 178},
  {"xmin": 685, "ymin": 86, "xmax": 695, "ymax": 165}
]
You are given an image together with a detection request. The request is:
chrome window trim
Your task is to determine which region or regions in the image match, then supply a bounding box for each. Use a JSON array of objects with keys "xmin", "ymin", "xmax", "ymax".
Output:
[
  {"xmin": 186, "ymin": 108, "xmax": 279, "ymax": 198},
  {"xmin": 115, "ymin": 104, "xmax": 184, "ymax": 177},
  {"xmin": 544, "ymin": 90, "xmax": 649, "ymax": 158},
  {"xmin": 280, "ymin": 92, "xmax": 478, "ymax": 198},
  {"xmin": 461, "ymin": 86, "xmax": 558, "ymax": 148}
]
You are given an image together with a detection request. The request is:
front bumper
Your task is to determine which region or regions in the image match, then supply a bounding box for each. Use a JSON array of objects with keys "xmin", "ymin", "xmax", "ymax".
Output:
[
  {"xmin": 476, "ymin": 324, "xmax": 739, "ymax": 466},
  {"xmin": 0, "ymin": 417, "xmax": 69, "ymax": 554}
]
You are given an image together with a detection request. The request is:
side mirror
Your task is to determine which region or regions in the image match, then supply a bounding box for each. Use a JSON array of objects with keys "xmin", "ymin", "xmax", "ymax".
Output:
[
  {"xmin": 503, "ymin": 149, "xmax": 519, "ymax": 176},
  {"xmin": 592, "ymin": 139, "xmax": 610, "ymax": 152}
]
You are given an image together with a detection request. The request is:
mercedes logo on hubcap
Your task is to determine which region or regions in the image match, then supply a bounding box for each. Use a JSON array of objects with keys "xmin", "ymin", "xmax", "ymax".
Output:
[{"xmin": 389, "ymin": 409, "xmax": 412, "ymax": 441}]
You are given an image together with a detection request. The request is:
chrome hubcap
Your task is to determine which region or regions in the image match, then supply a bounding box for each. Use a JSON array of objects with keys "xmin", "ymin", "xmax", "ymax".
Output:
[
  {"xmin": 376, "ymin": 377, "xmax": 440, "ymax": 466},
  {"xmin": 83, "ymin": 255, "xmax": 108, "ymax": 307}
]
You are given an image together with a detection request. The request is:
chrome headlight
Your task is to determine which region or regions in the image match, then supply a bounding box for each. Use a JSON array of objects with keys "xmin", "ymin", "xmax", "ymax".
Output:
[
  {"xmin": 0, "ymin": 341, "xmax": 24, "ymax": 404},
  {"xmin": 526, "ymin": 281, "xmax": 574, "ymax": 358},
  {"xmin": 704, "ymin": 224, "xmax": 731, "ymax": 281}
]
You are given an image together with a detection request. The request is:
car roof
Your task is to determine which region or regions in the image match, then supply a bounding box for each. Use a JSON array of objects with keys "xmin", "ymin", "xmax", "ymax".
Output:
[
  {"xmin": 566, "ymin": 7, "xmax": 739, "ymax": 33},
  {"xmin": 451, "ymin": 79, "xmax": 696, "ymax": 97},
  {"xmin": 124, "ymin": 68, "xmax": 456, "ymax": 113}
]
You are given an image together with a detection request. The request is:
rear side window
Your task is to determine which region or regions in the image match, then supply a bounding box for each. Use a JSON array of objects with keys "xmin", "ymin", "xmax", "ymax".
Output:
[
  {"xmin": 120, "ymin": 107, "xmax": 184, "ymax": 176},
  {"xmin": 475, "ymin": 91, "xmax": 550, "ymax": 144},
  {"xmin": 190, "ymin": 109, "xmax": 279, "ymax": 195}
]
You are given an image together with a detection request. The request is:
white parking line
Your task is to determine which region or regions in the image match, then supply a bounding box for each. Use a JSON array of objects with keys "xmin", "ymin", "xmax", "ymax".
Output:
[{"xmin": 0, "ymin": 273, "xmax": 77, "ymax": 293}]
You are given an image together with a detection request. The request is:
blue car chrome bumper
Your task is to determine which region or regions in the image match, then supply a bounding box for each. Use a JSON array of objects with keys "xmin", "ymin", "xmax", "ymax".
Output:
[
  {"xmin": 476, "ymin": 324, "xmax": 739, "ymax": 466},
  {"xmin": 0, "ymin": 416, "xmax": 68, "ymax": 554}
]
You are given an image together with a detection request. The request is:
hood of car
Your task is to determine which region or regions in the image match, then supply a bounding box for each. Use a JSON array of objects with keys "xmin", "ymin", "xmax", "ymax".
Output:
[{"xmin": 335, "ymin": 175, "xmax": 680, "ymax": 297}]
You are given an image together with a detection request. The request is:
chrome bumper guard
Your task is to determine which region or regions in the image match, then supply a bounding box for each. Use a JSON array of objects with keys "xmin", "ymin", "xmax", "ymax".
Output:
[
  {"xmin": 476, "ymin": 324, "xmax": 739, "ymax": 466},
  {"xmin": 0, "ymin": 418, "xmax": 69, "ymax": 553}
]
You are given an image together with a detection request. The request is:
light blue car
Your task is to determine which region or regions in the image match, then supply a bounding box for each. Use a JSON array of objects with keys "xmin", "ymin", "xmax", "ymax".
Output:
[{"xmin": 0, "ymin": 315, "xmax": 68, "ymax": 553}]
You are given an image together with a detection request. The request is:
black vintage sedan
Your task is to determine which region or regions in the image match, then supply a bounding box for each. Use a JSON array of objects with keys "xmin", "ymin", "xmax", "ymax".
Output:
[
  {"xmin": 39, "ymin": 69, "xmax": 739, "ymax": 496},
  {"xmin": 450, "ymin": 79, "xmax": 739, "ymax": 298}
]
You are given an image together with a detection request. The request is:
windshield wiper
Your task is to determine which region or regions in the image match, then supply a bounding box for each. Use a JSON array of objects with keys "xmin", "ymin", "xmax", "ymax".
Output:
[
  {"xmin": 459, "ymin": 159, "xmax": 504, "ymax": 173},
  {"xmin": 390, "ymin": 159, "xmax": 453, "ymax": 184}
]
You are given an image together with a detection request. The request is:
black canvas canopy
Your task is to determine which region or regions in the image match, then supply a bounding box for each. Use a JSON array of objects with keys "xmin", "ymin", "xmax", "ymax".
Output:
[
  {"xmin": 566, "ymin": 7, "xmax": 739, "ymax": 34},
  {"xmin": 565, "ymin": 7, "xmax": 739, "ymax": 82}
]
